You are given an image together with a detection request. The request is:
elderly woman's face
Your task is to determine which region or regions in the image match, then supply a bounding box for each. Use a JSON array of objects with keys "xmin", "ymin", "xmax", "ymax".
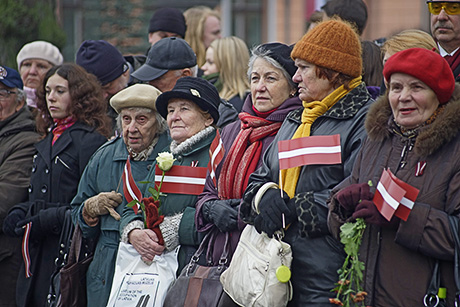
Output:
[
  {"xmin": 20, "ymin": 59, "xmax": 53, "ymax": 89},
  {"xmin": 250, "ymin": 58, "xmax": 293, "ymax": 113},
  {"xmin": 166, "ymin": 98, "xmax": 213, "ymax": 144},
  {"xmin": 293, "ymin": 59, "xmax": 336, "ymax": 102},
  {"xmin": 121, "ymin": 108, "xmax": 158, "ymax": 153},
  {"xmin": 388, "ymin": 73, "xmax": 439, "ymax": 129},
  {"xmin": 0, "ymin": 83, "xmax": 22, "ymax": 121}
]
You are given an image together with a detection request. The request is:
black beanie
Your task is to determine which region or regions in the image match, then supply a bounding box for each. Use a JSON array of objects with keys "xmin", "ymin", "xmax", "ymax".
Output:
[
  {"xmin": 148, "ymin": 8, "xmax": 186, "ymax": 38},
  {"xmin": 261, "ymin": 43, "xmax": 297, "ymax": 78}
]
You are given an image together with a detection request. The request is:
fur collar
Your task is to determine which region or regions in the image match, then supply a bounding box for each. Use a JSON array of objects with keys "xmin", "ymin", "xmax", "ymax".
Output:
[
  {"xmin": 170, "ymin": 126, "xmax": 215, "ymax": 155},
  {"xmin": 365, "ymin": 84, "xmax": 460, "ymax": 157}
]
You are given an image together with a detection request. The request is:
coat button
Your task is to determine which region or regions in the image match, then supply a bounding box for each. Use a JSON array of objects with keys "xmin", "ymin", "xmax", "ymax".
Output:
[
  {"xmin": 32, "ymin": 165, "xmax": 36, "ymax": 173},
  {"xmin": 177, "ymin": 156, "xmax": 183, "ymax": 162},
  {"xmin": 28, "ymin": 184, "xmax": 33, "ymax": 193},
  {"xmin": 147, "ymin": 164, "xmax": 151, "ymax": 170},
  {"xmin": 41, "ymin": 185, "xmax": 48, "ymax": 193},
  {"xmin": 45, "ymin": 168, "xmax": 49, "ymax": 174}
]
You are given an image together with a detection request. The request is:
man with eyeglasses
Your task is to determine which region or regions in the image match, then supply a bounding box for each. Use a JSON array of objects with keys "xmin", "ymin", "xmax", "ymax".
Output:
[
  {"xmin": 428, "ymin": 1, "xmax": 460, "ymax": 80},
  {"xmin": 0, "ymin": 65, "xmax": 40, "ymax": 306}
]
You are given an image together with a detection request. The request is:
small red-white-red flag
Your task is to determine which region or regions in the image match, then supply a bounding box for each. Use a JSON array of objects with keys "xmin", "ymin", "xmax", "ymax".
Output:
[
  {"xmin": 155, "ymin": 165, "xmax": 207, "ymax": 195},
  {"xmin": 373, "ymin": 169, "xmax": 406, "ymax": 221},
  {"xmin": 278, "ymin": 134, "xmax": 342, "ymax": 169},
  {"xmin": 207, "ymin": 130, "xmax": 225, "ymax": 185},
  {"xmin": 21, "ymin": 222, "xmax": 33, "ymax": 278},
  {"xmin": 388, "ymin": 170, "xmax": 420, "ymax": 221},
  {"xmin": 123, "ymin": 156, "xmax": 143, "ymax": 214}
]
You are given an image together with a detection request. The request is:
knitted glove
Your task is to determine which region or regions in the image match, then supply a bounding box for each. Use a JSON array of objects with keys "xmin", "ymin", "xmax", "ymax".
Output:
[
  {"xmin": 254, "ymin": 188, "xmax": 295, "ymax": 238},
  {"xmin": 84, "ymin": 191, "xmax": 123, "ymax": 220},
  {"xmin": 159, "ymin": 213, "xmax": 183, "ymax": 251},
  {"xmin": 336, "ymin": 183, "xmax": 373, "ymax": 212},
  {"xmin": 202, "ymin": 199, "xmax": 240, "ymax": 232},
  {"xmin": 353, "ymin": 200, "xmax": 399, "ymax": 228},
  {"xmin": 15, "ymin": 215, "xmax": 43, "ymax": 240},
  {"xmin": 3, "ymin": 209, "xmax": 26, "ymax": 237}
]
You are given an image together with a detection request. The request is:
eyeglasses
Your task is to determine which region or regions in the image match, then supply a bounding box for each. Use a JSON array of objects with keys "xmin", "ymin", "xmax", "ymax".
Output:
[
  {"xmin": 427, "ymin": 1, "xmax": 460, "ymax": 15},
  {"xmin": 0, "ymin": 89, "xmax": 17, "ymax": 100}
]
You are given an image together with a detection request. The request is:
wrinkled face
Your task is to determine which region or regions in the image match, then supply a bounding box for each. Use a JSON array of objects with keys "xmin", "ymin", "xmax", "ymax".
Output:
[
  {"xmin": 148, "ymin": 70, "xmax": 181, "ymax": 92},
  {"xmin": 388, "ymin": 73, "xmax": 440, "ymax": 129},
  {"xmin": 250, "ymin": 58, "xmax": 293, "ymax": 113},
  {"xmin": 203, "ymin": 16, "xmax": 221, "ymax": 49},
  {"xmin": 45, "ymin": 74, "xmax": 72, "ymax": 120},
  {"xmin": 20, "ymin": 59, "xmax": 53, "ymax": 89},
  {"xmin": 201, "ymin": 47, "xmax": 219, "ymax": 76},
  {"xmin": 430, "ymin": 0, "xmax": 460, "ymax": 53},
  {"xmin": 121, "ymin": 108, "xmax": 158, "ymax": 153},
  {"xmin": 0, "ymin": 83, "xmax": 22, "ymax": 121},
  {"xmin": 166, "ymin": 98, "xmax": 213, "ymax": 144},
  {"xmin": 149, "ymin": 31, "xmax": 182, "ymax": 46},
  {"xmin": 292, "ymin": 59, "xmax": 336, "ymax": 102},
  {"xmin": 102, "ymin": 71, "xmax": 129, "ymax": 101}
]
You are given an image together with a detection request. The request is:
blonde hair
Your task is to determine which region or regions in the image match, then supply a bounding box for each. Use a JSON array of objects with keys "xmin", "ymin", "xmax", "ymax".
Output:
[
  {"xmin": 209, "ymin": 36, "xmax": 250, "ymax": 101},
  {"xmin": 184, "ymin": 6, "xmax": 221, "ymax": 67},
  {"xmin": 382, "ymin": 29, "xmax": 438, "ymax": 56}
]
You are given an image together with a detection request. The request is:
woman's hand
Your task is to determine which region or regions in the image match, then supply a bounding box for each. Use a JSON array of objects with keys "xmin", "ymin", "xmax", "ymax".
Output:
[{"xmin": 128, "ymin": 228, "xmax": 165, "ymax": 262}]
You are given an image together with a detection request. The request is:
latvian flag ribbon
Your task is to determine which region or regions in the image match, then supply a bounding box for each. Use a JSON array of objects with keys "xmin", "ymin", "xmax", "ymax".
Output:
[
  {"xmin": 22, "ymin": 222, "xmax": 33, "ymax": 278},
  {"xmin": 208, "ymin": 130, "xmax": 225, "ymax": 185},
  {"xmin": 155, "ymin": 165, "xmax": 207, "ymax": 195},
  {"xmin": 123, "ymin": 156, "xmax": 143, "ymax": 214},
  {"xmin": 373, "ymin": 169, "xmax": 419, "ymax": 221},
  {"xmin": 278, "ymin": 134, "xmax": 342, "ymax": 169}
]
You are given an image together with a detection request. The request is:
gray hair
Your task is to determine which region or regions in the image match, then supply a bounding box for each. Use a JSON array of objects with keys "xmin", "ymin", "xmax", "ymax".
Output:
[
  {"xmin": 116, "ymin": 107, "xmax": 168, "ymax": 134},
  {"xmin": 15, "ymin": 89, "xmax": 26, "ymax": 106},
  {"xmin": 247, "ymin": 45, "xmax": 297, "ymax": 92}
]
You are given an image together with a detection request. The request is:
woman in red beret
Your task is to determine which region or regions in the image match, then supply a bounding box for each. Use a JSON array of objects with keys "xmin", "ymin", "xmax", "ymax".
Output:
[{"xmin": 329, "ymin": 47, "xmax": 460, "ymax": 306}]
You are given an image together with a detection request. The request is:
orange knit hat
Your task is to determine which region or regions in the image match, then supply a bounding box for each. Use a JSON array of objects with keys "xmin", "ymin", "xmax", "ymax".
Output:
[{"xmin": 291, "ymin": 19, "xmax": 362, "ymax": 78}]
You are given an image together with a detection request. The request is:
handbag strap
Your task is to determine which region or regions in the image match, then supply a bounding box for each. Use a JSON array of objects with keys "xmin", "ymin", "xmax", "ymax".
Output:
[
  {"xmin": 424, "ymin": 260, "xmax": 441, "ymax": 307},
  {"xmin": 67, "ymin": 223, "xmax": 83, "ymax": 264},
  {"xmin": 447, "ymin": 215, "xmax": 460, "ymax": 305},
  {"xmin": 188, "ymin": 231, "xmax": 230, "ymax": 274}
]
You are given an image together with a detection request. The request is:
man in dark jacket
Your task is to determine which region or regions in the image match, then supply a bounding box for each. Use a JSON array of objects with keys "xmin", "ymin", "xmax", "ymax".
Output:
[{"xmin": 0, "ymin": 66, "xmax": 40, "ymax": 307}]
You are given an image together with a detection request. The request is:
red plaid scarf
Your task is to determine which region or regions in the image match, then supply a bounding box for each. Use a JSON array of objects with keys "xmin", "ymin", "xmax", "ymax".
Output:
[
  {"xmin": 52, "ymin": 116, "xmax": 76, "ymax": 145},
  {"xmin": 218, "ymin": 112, "xmax": 282, "ymax": 199}
]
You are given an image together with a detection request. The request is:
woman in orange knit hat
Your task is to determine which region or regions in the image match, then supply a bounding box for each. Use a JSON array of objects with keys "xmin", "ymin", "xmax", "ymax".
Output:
[{"xmin": 240, "ymin": 19, "xmax": 374, "ymax": 306}]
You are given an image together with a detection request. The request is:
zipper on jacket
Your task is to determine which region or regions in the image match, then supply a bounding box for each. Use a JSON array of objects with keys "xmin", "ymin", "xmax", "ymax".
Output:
[{"xmin": 55, "ymin": 156, "xmax": 71, "ymax": 170}]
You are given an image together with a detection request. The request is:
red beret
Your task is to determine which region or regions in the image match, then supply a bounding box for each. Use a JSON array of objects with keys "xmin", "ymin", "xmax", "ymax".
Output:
[{"xmin": 383, "ymin": 48, "xmax": 455, "ymax": 104}]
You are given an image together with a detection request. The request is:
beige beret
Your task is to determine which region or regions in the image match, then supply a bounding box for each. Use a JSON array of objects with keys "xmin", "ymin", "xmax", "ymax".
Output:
[
  {"xmin": 110, "ymin": 84, "xmax": 162, "ymax": 113},
  {"xmin": 16, "ymin": 41, "xmax": 64, "ymax": 68}
]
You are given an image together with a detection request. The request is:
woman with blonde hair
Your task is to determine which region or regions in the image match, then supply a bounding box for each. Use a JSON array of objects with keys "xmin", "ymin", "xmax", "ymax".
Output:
[{"xmin": 201, "ymin": 36, "xmax": 250, "ymax": 111}]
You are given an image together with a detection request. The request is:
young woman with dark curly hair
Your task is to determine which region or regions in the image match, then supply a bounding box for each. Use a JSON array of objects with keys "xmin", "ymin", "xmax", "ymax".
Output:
[{"xmin": 3, "ymin": 63, "xmax": 110, "ymax": 307}]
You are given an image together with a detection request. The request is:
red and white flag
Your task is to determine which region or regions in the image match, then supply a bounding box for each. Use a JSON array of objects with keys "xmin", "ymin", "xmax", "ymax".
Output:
[
  {"xmin": 373, "ymin": 169, "xmax": 419, "ymax": 221},
  {"xmin": 155, "ymin": 165, "xmax": 207, "ymax": 195},
  {"xmin": 22, "ymin": 222, "xmax": 33, "ymax": 278},
  {"xmin": 123, "ymin": 156, "xmax": 143, "ymax": 214},
  {"xmin": 207, "ymin": 130, "xmax": 225, "ymax": 185},
  {"xmin": 278, "ymin": 134, "xmax": 342, "ymax": 169}
]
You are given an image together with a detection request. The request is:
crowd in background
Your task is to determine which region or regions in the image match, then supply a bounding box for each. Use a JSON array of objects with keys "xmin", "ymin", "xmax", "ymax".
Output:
[{"xmin": 1, "ymin": 0, "xmax": 460, "ymax": 306}]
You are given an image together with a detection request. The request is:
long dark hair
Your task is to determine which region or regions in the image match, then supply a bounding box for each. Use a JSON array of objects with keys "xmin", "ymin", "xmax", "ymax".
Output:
[{"xmin": 36, "ymin": 63, "xmax": 111, "ymax": 137}]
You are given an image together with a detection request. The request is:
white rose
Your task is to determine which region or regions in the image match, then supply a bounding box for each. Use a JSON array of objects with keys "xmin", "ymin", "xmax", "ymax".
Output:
[{"xmin": 156, "ymin": 152, "xmax": 175, "ymax": 171}]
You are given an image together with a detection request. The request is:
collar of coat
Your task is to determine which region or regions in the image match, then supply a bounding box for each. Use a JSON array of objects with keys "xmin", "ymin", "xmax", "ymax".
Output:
[
  {"xmin": 170, "ymin": 126, "xmax": 215, "ymax": 156},
  {"xmin": 365, "ymin": 84, "xmax": 460, "ymax": 157},
  {"xmin": 287, "ymin": 82, "xmax": 372, "ymax": 123}
]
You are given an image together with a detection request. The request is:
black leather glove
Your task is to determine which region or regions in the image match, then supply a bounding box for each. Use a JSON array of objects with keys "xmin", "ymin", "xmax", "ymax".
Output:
[
  {"xmin": 352, "ymin": 200, "xmax": 399, "ymax": 228},
  {"xmin": 15, "ymin": 215, "xmax": 42, "ymax": 240},
  {"xmin": 336, "ymin": 183, "xmax": 373, "ymax": 212},
  {"xmin": 3, "ymin": 209, "xmax": 26, "ymax": 237},
  {"xmin": 202, "ymin": 199, "xmax": 241, "ymax": 232},
  {"xmin": 254, "ymin": 188, "xmax": 295, "ymax": 237}
]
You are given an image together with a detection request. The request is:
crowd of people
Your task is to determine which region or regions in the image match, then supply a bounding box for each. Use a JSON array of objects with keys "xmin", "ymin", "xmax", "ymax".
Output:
[{"xmin": 1, "ymin": 0, "xmax": 460, "ymax": 306}]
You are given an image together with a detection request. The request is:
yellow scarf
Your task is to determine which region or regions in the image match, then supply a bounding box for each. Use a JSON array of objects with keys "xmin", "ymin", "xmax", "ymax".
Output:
[{"xmin": 280, "ymin": 77, "xmax": 362, "ymax": 198}]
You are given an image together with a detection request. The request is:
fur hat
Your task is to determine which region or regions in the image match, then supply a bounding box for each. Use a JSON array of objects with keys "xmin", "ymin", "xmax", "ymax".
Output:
[
  {"xmin": 16, "ymin": 41, "xmax": 63, "ymax": 68},
  {"xmin": 291, "ymin": 19, "xmax": 362, "ymax": 78},
  {"xmin": 148, "ymin": 8, "xmax": 186, "ymax": 38},
  {"xmin": 383, "ymin": 48, "xmax": 454, "ymax": 104},
  {"xmin": 110, "ymin": 84, "xmax": 162, "ymax": 113},
  {"xmin": 156, "ymin": 77, "xmax": 220, "ymax": 123}
]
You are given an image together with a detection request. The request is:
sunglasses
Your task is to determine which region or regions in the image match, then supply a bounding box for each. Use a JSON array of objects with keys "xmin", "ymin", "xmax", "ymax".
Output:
[{"xmin": 427, "ymin": 1, "xmax": 460, "ymax": 15}]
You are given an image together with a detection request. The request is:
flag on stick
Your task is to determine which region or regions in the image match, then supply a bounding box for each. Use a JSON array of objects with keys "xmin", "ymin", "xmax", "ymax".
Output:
[
  {"xmin": 278, "ymin": 134, "xmax": 342, "ymax": 169},
  {"xmin": 208, "ymin": 130, "xmax": 225, "ymax": 185},
  {"xmin": 123, "ymin": 156, "xmax": 143, "ymax": 214},
  {"xmin": 155, "ymin": 165, "xmax": 207, "ymax": 195}
]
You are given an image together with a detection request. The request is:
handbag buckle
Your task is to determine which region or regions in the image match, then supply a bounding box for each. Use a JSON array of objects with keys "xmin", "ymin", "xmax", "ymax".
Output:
[{"xmin": 424, "ymin": 294, "xmax": 439, "ymax": 307}]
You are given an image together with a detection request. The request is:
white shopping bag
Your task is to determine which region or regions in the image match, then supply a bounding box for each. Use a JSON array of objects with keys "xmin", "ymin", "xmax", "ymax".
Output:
[{"xmin": 107, "ymin": 242, "xmax": 179, "ymax": 307}]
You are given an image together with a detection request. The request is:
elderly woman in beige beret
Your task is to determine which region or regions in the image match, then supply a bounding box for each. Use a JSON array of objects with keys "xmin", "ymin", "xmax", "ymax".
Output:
[{"xmin": 70, "ymin": 84, "xmax": 170, "ymax": 307}]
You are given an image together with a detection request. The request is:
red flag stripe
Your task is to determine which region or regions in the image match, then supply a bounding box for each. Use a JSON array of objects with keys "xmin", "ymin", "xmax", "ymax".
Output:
[
  {"xmin": 21, "ymin": 222, "xmax": 32, "ymax": 278},
  {"xmin": 123, "ymin": 157, "xmax": 142, "ymax": 214},
  {"xmin": 387, "ymin": 170, "xmax": 419, "ymax": 221},
  {"xmin": 373, "ymin": 169, "xmax": 406, "ymax": 221},
  {"xmin": 375, "ymin": 181, "xmax": 401, "ymax": 210},
  {"xmin": 155, "ymin": 165, "xmax": 207, "ymax": 195},
  {"xmin": 208, "ymin": 131, "xmax": 225, "ymax": 185}
]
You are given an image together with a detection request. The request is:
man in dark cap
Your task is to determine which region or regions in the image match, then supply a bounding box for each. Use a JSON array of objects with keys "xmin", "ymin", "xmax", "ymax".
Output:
[
  {"xmin": 321, "ymin": 0, "xmax": 368, "ymax": 36},
  {"xmin": 148, "ymin": 7, "xmax": 187, "ymax": 46}
]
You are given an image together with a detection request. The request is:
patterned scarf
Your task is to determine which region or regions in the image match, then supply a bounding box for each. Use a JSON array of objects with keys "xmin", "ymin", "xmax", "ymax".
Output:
[
  {"xmin": 281, "ymin": 76, "xmax": 362, "ymax": 198},
  {"xmin": 218, "ymin": 112, "xmax": 282, "ymax": 199},
  {"xmin": 52, "ymin": 116, "xmax": 76, "ymax": 145}
]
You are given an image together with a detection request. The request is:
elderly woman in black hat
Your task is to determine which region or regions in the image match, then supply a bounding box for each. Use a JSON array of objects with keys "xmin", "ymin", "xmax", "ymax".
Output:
[{"xmin": 121, "ymin": 76, "xmax": 220, "ymax": 273}]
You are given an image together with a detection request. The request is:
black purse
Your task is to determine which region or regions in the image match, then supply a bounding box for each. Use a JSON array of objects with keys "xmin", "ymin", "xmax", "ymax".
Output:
[{"xmin": 163, "ymin": 231, "xmax": 229, "ymax": 307}]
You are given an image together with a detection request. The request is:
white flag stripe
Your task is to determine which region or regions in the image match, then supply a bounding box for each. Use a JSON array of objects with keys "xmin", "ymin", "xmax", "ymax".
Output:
[
  {"xmin": 124, "ymin": 164, "xmax": 140, "ymax": 201},
  {"xmin": 279, "ymin": 145, "xmax": 341, "ymax": 159},
  {"xmin": 155, "ymin": 175, "xmax": 206, "ymax": 185},
  {"xmin": 376, "ymin": 182, "xmax": 400, "ymax": 210},
  {"xmin": 400, "ymin": 196, "xmax": 414, "ymax": 209},
  {"xmin": 211, "ymin": 139, "xmax": 223, "ymax": 165}
]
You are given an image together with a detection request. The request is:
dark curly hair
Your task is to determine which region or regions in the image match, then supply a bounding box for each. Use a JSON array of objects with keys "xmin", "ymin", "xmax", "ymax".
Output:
[{"xmin": 35, "ymin": 63, "xmax": 111, "ymax": 137}]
